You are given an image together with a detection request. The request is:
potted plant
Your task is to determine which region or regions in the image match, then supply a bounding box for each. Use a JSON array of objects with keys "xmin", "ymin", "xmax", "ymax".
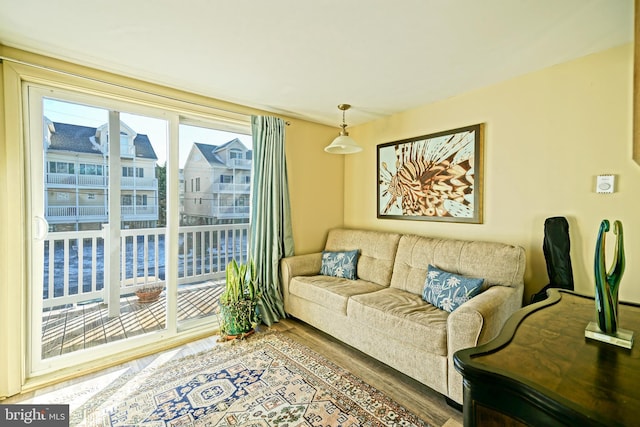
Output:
[
  {"xmin": 218, "ymin": 259, "xmax": 261, "ymax": 339},
  {"xmin": 135, "ymin": 284, "xmax": 164, "ymax": 303}
]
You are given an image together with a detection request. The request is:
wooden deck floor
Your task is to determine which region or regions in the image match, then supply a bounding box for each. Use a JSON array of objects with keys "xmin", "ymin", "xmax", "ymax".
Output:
[{"xmin": 41, "ymin": 281, "xmax": 224, "ymax": 359}]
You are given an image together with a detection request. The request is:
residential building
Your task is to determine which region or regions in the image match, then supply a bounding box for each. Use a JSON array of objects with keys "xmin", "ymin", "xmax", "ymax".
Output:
[
  {"xmin": 44, "ymin": 118, "xmax": 159, "ymax": 231},
  {"xmin": 182, "ymin": 139, "xmax": 251, "ymax": 225}
]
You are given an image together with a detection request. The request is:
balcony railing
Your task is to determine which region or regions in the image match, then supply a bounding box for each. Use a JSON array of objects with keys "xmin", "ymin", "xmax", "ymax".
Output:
[
  {"xmin": 210, "ymin": 183, "xmax": 251, "ymax": 193},
  {"xmin": 46, "ymin": 205, "xmax": 159, "ymax": 222},
  {"xmin": 120, "ymin": 205, "xmax": 158, "ymax": 217},
  {"xmin": 214, "ymin": 206, "xmax": 250, "ymax": 218},
  {"xmin": 121, "ymin": 176, "xmax": 157, "ymax": 188},
  {"xmin": 42, "ymin": 224, "xmax": 250, "ymax": 308},
  {"xmin": 47, "ymin": 205, "xmax": 107, "ymax": 219},
  {"xmin": 46, "ymin": 173, "xmax": 157, "ymax": 189},
  {"xmin": 228, "ymin": 159, "xmax": 251, "ymax": 170}
]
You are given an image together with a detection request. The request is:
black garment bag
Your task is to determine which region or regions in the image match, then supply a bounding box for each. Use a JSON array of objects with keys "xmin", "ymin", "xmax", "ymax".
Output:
[{"xmin": 530, "ymin": 216, "xmax": 574, "ymax": 304}]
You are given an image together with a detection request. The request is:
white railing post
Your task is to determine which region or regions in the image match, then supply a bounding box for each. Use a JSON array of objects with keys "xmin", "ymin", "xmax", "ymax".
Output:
[{"xmin": 107, "ymin": 111, "xmax": 121, "ymax": 318}]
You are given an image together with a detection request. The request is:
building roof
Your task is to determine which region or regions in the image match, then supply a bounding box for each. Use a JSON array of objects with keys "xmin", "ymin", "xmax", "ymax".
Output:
[
  {"xmin": 193, "ymin": 142, "xmax": 225, "ymax": 166},
  {"xmin": 193, "ymin": 138, "xmax": 251, "ymax": 166},
  {"xmin": 48, "ymin": 121, "xmax": 158, "ymax": 160}
]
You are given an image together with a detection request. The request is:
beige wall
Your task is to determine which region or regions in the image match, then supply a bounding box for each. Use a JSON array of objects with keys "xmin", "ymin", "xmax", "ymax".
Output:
[
  {"xmin": 285, "ymin": 119, "xmax": 345, "ymax": 254},
  {"xmin": 345, "ymin": 43, "xmax": 639, "ymax": 303}
]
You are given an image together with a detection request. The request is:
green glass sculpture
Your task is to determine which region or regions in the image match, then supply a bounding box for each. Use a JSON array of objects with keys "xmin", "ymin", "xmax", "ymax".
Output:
[{"xmin": 593, "ymin": 219, "xmax": 625, "ymax": 334}]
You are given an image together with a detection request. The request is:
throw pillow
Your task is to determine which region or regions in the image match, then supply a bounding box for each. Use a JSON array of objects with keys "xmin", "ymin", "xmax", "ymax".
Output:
[
  {"xmin": 422, "ymin": 265, "xmax": 484, "ymax": 312},
  {"xmin": 320, "ymin": 250, "xmax": 359, "ymax": 280}
]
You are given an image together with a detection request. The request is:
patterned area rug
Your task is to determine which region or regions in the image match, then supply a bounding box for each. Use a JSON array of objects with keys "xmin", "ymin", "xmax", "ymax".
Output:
[{"xmin": 69, "ymin": 332, "xmax": 431, "ymax": 426}]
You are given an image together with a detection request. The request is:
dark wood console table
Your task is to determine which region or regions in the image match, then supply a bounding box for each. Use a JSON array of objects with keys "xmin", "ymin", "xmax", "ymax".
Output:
[{"xmin": 454, "ymin": 289, "xmax": 640, "ymax": 426}]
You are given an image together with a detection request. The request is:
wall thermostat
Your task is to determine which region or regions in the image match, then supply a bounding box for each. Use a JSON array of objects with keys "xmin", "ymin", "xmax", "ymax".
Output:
[{"xmin": 596, "ymin": 175, "xmax": 615, "ymax": 194}]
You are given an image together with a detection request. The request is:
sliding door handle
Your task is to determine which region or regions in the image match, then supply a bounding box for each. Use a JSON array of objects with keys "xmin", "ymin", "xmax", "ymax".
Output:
[{"xmin": 34, "ymin": 216, "xmax": 49, "ymax": 241}]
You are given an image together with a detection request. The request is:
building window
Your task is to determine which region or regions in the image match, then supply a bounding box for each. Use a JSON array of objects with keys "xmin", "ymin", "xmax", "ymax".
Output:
[
  {"xmin": 122, "ymin": 195, "xmax": 133, "ymax": 205},
  {"xmin": 79, "ymin": 163, "xmax": 103, "ymax": 175},
  {"xmin": 49, "ymin": 161, "xmax": 74, "ymax": 174},
  {"xmin": 136, "ymin": 168, "xmax": 144, "ymax": 178},
  {"xmin": 87, "ymin": 193, "xmax": 96, "ymax": 200},
  {"xmin": 199, "ymin": 198, "xmax": 202, "ymax": 204},
  {"xmin": 122, "ymin": 166, "xmax": 134, "ymax": 177},
  {"xmin": 195, "ymin": 177, "xmax": 200, "ymax": 191},
  {"xmin": 220, "ymin": 175, "xmax": 233, "ymax": 183},
  {"xmin": 229, "ymin": 149, "xmax": 243, "ymax": 159},
  {"xmin": 136, "ymin": 194, "xmax": 148, "ymax": 205},
  {"xmin": 191, "ymin": 179, "xmax": 194, "ymax": 192},
  {"xmin": 244, "ymin": 176, "xmax": 250, "ymax": 184},
  {"xmin": 120, "ymin": 132, "xmax": 132, "ymax": 156}
]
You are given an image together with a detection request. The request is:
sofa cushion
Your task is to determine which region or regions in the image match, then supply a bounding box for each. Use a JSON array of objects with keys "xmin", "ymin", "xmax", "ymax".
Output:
[
  {"xmin": 324, "ymin": 229, "xmax": 401, "ymax": 287},
  {"xmin": 422, "ymin": 265, "xmax": 484, "ymax": 312},
  {"xmin": 391, "ymin": 234, "xmax": 526, "ymax": 296},
  {"xmin": 320, "ymin": 250, "xmax": 359, "ymax": 279},
  {"xmin": 348, "ymin": 288, "xmax": 449, "ymax": 356},
  {"xmin": 289, "ymin": 275, "xmax": 385, "ymax": 315}
]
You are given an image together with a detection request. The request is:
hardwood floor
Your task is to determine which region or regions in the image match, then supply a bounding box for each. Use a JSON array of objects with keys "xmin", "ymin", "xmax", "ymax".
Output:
[
  {"xmin": 5, "ymin": 317, "xmax": 463, "ymax": 427},
  {"xmin": 277, "ymin": 319, "xmax": 463, "ymax": 427}
]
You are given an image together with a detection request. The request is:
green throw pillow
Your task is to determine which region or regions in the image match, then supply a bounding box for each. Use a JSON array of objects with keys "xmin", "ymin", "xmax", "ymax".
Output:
[
  {"xmin": 422, "ymin": 264, "xmax": 484, "ymax": 312},
  {"xmin": 320, "ymin": 250, "xmax": 359, "ymax": 280}
]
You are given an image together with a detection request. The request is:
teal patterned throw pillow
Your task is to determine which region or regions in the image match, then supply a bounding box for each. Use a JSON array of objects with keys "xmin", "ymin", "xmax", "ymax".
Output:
[
  {"xmin": 422, "ymin": 265, "xmax": 484, "ymax": 312},
  {"xmin": 320, "ymin": 250, "xmax": 359, "ymax": 280}
]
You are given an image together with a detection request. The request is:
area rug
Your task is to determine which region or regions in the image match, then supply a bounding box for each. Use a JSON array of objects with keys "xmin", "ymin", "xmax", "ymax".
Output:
[{"xmin": 69, "ymin": 332, "xmax": 432, "ymax": 426}]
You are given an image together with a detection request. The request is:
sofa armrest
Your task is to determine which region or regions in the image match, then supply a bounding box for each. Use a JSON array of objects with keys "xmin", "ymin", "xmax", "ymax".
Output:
[
  {"xmin": 446, "ymin": 284, "xmax": 523, "ymax": 403},
  {"xmin": 447, "ymin": 285, "xmax": 523, "ymax": 352},
  {"xmin": 280, "ymin": 253, "xmax": 322, "ymax": 296}
]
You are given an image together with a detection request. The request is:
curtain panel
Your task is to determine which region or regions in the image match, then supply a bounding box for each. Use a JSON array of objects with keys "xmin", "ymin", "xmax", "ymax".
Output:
[{"xmin": 250, "ymin": 116, "xmax": 294, "ymax": 326}]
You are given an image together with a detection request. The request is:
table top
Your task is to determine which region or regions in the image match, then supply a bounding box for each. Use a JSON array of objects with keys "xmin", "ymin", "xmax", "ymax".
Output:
[{"xmin": 454, "ymin": 289, "xmax": 640, "ymax": 426}]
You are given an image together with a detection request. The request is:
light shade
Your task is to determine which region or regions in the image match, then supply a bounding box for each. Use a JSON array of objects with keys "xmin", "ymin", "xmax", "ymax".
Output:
[
  {"xmin": 325, "ymin": 103, "xmax": 362, "ymax": 154},
  {"xmin": 324, "ymin": 134, "xmax": 363, "ymax": 154}
]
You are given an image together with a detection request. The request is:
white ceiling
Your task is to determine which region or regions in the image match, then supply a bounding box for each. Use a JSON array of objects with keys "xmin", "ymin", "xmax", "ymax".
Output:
[{"xmin": 0, "ymin": 0, "xmax": 634, "ymax": 127}]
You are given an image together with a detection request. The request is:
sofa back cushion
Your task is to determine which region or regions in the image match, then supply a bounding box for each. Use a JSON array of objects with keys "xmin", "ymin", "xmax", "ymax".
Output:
[
  {"xmin": 325, "ymin": 228, "xmax": 402, "ymax": 287},
  {"xmin": 390, "ymin": 234, "xmax": 525, "ymax": 296}
]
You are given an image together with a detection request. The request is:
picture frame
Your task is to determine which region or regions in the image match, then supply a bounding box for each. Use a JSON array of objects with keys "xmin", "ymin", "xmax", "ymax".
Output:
[{"xmin": 377, "ymin": 123, "xmax": 484, "ymax": 223}]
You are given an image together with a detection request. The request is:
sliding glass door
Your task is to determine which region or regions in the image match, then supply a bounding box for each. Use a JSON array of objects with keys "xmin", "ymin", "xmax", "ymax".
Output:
[
  {"xmin": 176, "ymin": 123, "xmax": 252, "ymax": 328},
  {"xmin": 27, "ymin": 86, "xmax": 171, "ymax": 373},
  {"xmin": 26, "ymin": 83, "xmax": 253, "ymax": 376}
]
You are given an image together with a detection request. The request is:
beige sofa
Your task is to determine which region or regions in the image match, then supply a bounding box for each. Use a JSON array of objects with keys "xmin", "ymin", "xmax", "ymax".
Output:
[{"xmin": 280, "ymin": 228, "xmax": 526, "ymax": 404}]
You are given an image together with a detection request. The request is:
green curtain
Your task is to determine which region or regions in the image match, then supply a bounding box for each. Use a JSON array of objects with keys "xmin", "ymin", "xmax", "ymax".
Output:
[{"xmin": 250, "ymin": 115, "xmax": 294, "ymax": 326}]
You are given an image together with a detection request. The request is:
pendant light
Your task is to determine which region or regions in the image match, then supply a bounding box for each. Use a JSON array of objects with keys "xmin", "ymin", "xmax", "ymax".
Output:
[{"xmin": 324, "ymin": 104, "xmax": 362, "ymax": 154}]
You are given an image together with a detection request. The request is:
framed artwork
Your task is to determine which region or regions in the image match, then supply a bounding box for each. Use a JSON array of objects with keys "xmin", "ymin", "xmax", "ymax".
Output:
[{"xmin": 377, "ymin": 123, "xmax": 484, "ymax": 223}]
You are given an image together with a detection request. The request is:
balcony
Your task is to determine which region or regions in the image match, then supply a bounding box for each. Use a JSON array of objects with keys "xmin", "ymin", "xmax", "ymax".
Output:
[
  {"xmin": 121, "ymin": 176, "xmax": 158, "ymax": 189},
  {"xmin": 47, "ymin": 173, "xmax": 106, "ymax": 187},
  {"xmin": 47, "ymin": 205, "xmax": 107, "ymax": 223},
  {"xmin": 46, "ymin": 205, "xmax": 159, "ymax": 223},
  {"xmin": 42, "ymin": 281, "xmax": 224, "ymax": 359},
  {"xmin": 213, "ymin": 206, "xmax": 250, "ymax": 219},
  {"xmin": 46, "ymin": 173, "xmax": 157, "ymax": 189},
  {"xmin": 120, "ymin": 205, "xmax": 158, "ymax": 220},
  {"xmin": 210, "ymin": 183, "xmax": 251, "ymax": 193},
  {"xmin": 228, "ymin": 159, "xmax": 251, "ymax": 170}
]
